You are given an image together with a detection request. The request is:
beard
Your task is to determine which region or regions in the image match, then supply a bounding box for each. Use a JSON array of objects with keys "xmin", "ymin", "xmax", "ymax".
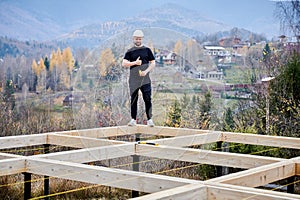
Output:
[{"xmin": 134, "ymin": 41, "xmax": 142, "ymax": 47}]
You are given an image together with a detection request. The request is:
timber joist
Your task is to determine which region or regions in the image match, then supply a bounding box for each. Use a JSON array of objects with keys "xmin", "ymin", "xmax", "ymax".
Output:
[{"xmin": 1, "ymin": 125, "xmax": 300, "ymax": 199}]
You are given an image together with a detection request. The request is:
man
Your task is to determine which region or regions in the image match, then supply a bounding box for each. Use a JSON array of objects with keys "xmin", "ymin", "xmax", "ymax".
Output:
[{"xmin": 122, "ymin": 29, "xmax": 156, "ymax": 127}]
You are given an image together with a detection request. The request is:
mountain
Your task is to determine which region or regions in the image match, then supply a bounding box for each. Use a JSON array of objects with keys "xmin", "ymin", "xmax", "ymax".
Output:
[
  {"xmin": 137, "ymin": 3, "xmax": 231, "ymax": 34},
  {"xmin": 0, "ymin": 2, "xmax": 65, "ymax": 41},
  {"xmin": 198, "ymin": 27, "xmax": 267, "ymax": 45},
  {"xmin": 0, "ymin": 36, "xmax": 58, "ymax": 58},
  {"xmin": 0, "ymin": 2, "xmax": 266, "ymax": 49},
  {"xmin": 55, "ymin": 3, "xmax": 233, "ymax": 48}
]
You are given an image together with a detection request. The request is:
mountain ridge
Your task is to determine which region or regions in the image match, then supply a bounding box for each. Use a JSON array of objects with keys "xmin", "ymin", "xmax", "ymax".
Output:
[{"xmin": 0, "ymin": 2, "xmax": 267, "ymax": 49}]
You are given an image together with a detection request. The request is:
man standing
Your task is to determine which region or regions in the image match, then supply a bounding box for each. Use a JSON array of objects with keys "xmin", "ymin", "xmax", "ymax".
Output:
[{"xmin": 122, "ymin": 29, "xmax": 155, "ymax": 127}]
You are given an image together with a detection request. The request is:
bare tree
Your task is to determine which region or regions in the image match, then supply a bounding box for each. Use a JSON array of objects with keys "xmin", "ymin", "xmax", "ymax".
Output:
[{"xmin": 275, "ymin": 0, "xmax": 300, "ymax": 38}]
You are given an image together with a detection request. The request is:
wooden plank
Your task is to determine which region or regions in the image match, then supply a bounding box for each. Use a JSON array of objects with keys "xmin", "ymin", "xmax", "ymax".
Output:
[
  {"xmin": 136, "ymin": 145, "xmax": 284, "ymax": 169},
  {"xmin": 26, "ymin": 158, "xmax": 200, "ymax": 193},
  {"xmin": 34, "ymin": 143, "xmax": 135, "ymax": 163},
  {"xmin": 131, "ymin": 183, "xmax": 300, "ymax": 200},
  {"xmin": 296, "ymin": 163, "xmax": 300, "ymax": 176},
  {"xmin": 293, "ymin": 158, "xmax": 300, "ymax": 175},
  {"xmin": 208, "ymin": 160, "xmax": 296, "ymax": 187},
  {"xmin": 55, "ymin": 126, "xmax": 137, "ymax": 138},
  {"xmin": 129, "ymin": 184, "xmax": 206, "ymax": 200},
  {"xmin": 0, "ymin": 152, "xmax": 23, "ymax": 159},
  {"xmin": 207, "ymin": 183, "xmax": 300, "ymax": 200},
  {"xmin": 148, "ymin": 132, "xmax": 221, "ymax": 147},
  {"xmin": 0, "ymin": 134, "xmax": 47, "ymax": 149},
  {"xmin": 222, "ymin": 132, "xmax": 300, "ymax": 149},
  {"xmin": 137, "ymin": 125, "xmax": 210, "ymax": 136},
  {"xmin": 47, "ymin": 133, "xmax": 125, "ymax": 148},
  {"xmin": 0, "ymin": 157, "xmax": 26, "ymax": 176}
]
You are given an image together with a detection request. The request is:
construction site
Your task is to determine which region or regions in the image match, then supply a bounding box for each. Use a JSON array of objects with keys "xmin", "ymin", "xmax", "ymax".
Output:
[{"xmin": 1, "ymin": 125, "xmax": 300, "ymax": 199}]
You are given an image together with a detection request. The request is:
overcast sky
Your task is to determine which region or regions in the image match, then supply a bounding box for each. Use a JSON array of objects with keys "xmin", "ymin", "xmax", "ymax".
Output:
[{"xmin": 12, "ymin": 0, "xmax": 280, "ymax": 38}]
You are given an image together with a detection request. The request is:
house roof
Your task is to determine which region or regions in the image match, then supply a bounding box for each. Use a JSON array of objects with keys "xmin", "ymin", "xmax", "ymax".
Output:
[{"xmin": 204, "ymin": 46, "xmax": 225, "ymax": 50}]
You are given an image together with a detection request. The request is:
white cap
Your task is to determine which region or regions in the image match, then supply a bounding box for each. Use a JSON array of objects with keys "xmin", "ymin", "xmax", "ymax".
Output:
[{"xmin": 133, "ymin": 30, "xmax": 144, "ymax": 37}]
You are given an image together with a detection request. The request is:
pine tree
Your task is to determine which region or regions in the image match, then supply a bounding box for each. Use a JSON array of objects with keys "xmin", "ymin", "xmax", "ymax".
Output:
[
  {"xmin": 4, "ymin": 79, "xmax": 15, "ymax": 110},
  {"xmin": 165, "ymin": 100, "xmax": 181, "ymax": 127},
  {"xmin": 271, "ymin": 52, "xmax": 300, "ymax": 137},
  {"xmin": 199, "ymin": 91, "xmax": 213, "ymax": 129},
  {"xmin": 44, "ymin": 56, "xmax": 50, "ymax": 71},
  {"xmin": 223, "ymin": 107, "xmax": 235, "ymax": 131}
]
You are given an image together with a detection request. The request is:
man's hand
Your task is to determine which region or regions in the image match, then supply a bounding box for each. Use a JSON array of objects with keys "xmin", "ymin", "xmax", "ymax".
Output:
[
  {"xmin": 139, "ymin": 70, "xmax": 147, "ymax": 76},
  {"xmin": 135, "ymin": 56, "xmax": 142, "ymax": 66}
]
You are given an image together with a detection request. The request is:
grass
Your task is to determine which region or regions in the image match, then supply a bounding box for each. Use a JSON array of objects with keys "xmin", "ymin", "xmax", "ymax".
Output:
[{"xmin": 224, "ymin": 65, "xmax": 252, "ymax": 84}]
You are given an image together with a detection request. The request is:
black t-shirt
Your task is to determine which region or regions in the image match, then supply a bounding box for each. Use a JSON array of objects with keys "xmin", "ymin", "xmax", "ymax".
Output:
[{"xmin": 124, "ymin": 46, "xmax": 155, "ymax": 90}]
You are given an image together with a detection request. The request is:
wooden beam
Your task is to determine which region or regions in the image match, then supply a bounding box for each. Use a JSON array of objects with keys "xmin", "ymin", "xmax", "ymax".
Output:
[
  {"xmin": 148, "ymin": 132, "xmax": 221, "ymax": 147},
  {"xmin": 130, "ymin": 183, "xmax": 300, "ymax": 200},
  {"xmin": 136, "ymin": 125, "xmax": 210, "ymax": 136},
  {"xmin": 129, "ymin": 184, "xmax": 206, "ymax": 200},
  {"xmin": 34, "ymin": 143, "xmax": 135, "ymax": 163},
  {"xmin": 296, "ymin": 163, "xmax": 300, "ymax": 176},
  {"xmin": 222, "ymin": 132, "xmax": 300, "ymax": 149},
  {"xmin": 47, "ymin": 133, "xmax": 125, "ymax": 148},
  {"xmin": 26, "ymin": 158, "xmax": 200, "ymax": 193},
  {"xmin": 0, "ymin": 152, "xmax": 23, "ymax": 159},
  {"xmin": 136, "ymin": 145, "xmax": 284, "ymax": 169},
  {"xmin": 206, "ymin": 183, "xmax": 300, "ymax": 200},
  {"xmin": 208, "ymin": 160, "xmax": 296, "ymax": 187},
  {"xmin": 0, "ymin": 157, "xmax": 26, "ymax": 176},
  {"xmin": 0, "ymin": 134, "xmax": 47, "ymax": 149},
  {"xmin": 292, "ymin": 158, "xmax": 300, "ymax": 175},
  {"xmin": 54, "ymin": 126, "xmax": 137, "ymax": 138}
]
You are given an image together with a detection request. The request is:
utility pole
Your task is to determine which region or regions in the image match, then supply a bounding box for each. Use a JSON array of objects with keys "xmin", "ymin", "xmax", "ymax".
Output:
[{"xmin": 261, "ymin": 77, "xmax": 275, "ymax": 134}]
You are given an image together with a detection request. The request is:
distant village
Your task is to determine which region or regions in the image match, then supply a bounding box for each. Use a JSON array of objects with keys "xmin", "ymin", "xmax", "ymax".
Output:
[{"xmin": 153, "ymin": 35, "xmax": 300, "ymax": 81}]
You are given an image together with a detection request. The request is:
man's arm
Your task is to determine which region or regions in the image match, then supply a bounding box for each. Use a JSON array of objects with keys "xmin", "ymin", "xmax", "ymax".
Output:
[
  {"xmin": 145, "ymin": 60, "xmax": 155, "ymax": 74},
  {"xmin": 122, "ymin": 57, "xmax": 141, "ymax": 68},
  {"xmin": 140, "ymin": 60, "xmax": 155, "ymax": 76}
]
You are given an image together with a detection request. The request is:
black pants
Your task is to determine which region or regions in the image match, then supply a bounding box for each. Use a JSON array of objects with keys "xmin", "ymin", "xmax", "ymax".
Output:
[{"xmin": 130, "ymin": 83, "xmax": 152, "ymax": 120}]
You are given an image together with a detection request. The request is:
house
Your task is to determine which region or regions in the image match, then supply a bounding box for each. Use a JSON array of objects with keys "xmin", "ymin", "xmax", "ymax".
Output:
[
  {"xmin": 195, "ymin": 70, "xmax": 224, "ymax": 80},
  {"xmin": 219, "ymin": 37, "xmax": 241, "ymax": 47},
  {"xmin": 63, "ymin": 94, "xmax": 86, "ymax": 107},
  {"xmin": 155, "ymin": 50, "xmax": 176, "ymax": 65},
  {"xmin": 206, "ymin": 70, "xmax": 224, "ymax": 80},
  {"xmin": 204, "ymin": 46, "xmax": 227, "ymax": 56}
]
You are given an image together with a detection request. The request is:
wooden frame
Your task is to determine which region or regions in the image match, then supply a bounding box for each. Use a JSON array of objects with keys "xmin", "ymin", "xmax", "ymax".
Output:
[{"xmin": 1, "ymin": 125, "xmax": 300, "ymax": 199}]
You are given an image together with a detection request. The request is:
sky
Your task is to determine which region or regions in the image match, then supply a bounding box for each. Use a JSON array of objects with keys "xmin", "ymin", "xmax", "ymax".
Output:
[{"xmin": 11, "ymin": 0, "xmax": 281, "ymax": 38}]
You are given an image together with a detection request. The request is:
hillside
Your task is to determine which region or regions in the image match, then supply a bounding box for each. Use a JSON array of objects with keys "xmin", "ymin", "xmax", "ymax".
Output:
[
  {"xmin": 0, "ymin": 2, "xmax": 268, "ymax": 51},
  {"xmin": 55, "ymin": 3, "xmax": 233, "ymax": 48},
  {"xmin": 0, "ymin": 2, "xmax": 64, "ymax": 41},
  {"xmin": 0, "ymin": 36, "xmax": 57, "ymax": 58}
]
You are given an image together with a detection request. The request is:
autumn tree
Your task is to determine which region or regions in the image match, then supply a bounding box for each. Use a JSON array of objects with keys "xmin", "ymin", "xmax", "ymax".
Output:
[
  {"xmin": 174, "ymin": 40, "xmax": 185, "ymax": 71},
  {"xmin": 31, "ymin": 59, "xmax": 39, "ymax": 92},
  {"xmin": 63, "ymin": 47, "xmax": 74, "ymax": 74},
  {"xmin": 32, "ymin": 59, "xmax": 38, "ymax": 76},
  {"xmin": 49, "ymin": 50, "xmax": 58, "ymax": 91},
  {"xmin": 99, "ymin": 48, "xmax": 116, "ymax": 78},
  {"xmin": 47, "ymin": 47, "xmax": 75, "ymax": 91},
  {"xmin": 186, "ymin": 39, "xmax": 200, "ymax": 67},
  {"xmin": 56, "ymin": 48, "xmax": 63, "ymax": 66}
]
